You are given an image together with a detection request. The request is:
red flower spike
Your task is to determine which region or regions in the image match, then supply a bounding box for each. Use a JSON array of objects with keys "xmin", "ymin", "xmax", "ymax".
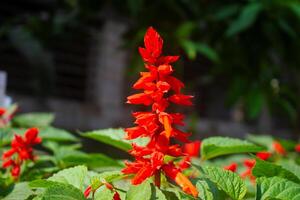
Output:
[
  {"xmin": 224, "ymin": 163, "xmax": 238, "ymax": 172},
  {"xmin": 123, "ymin": 27, "xmax": 197, "ymax": 196},
  {"xmin": 256, "ymin": 151, "xmax": 271, "ymax": 160},
  {"xmin": 272, "ymin": 141, "xmax": 286, "ymax": 155},
  {"xmin": 1, "ymin": 128, "xmax": 41, "ymax": 178},
  {"xmin": 295, "ymin": 144, "xmax": 300, "ymax": 153},
  {"xmin": 113, "ymin": 192, "xmax": 121, "ymax": 200}
]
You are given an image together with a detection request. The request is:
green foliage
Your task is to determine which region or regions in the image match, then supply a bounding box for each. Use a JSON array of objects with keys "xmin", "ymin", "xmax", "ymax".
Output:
[
  {"xmin": 252, "ymin": 159, "xmax": 300, "ymax": 183},
  {"xmin": 82, "ymin": 128, "xmax": 148, "ymax": 151},
  {"xmin": 48, "ymin": 165, "xmax": 88, "ymax": 191},
  {"xmin": 256, "ymin": 177, "xmax": 300, "ymax": 200},
  {"xmin": 201, "ymin": 137, "xmax": 265, "ymax": 160},
  {"xmin": 2, "ymin": 182, "xmax": 33, "ymax": 200},
  {"xmin": 13, "ymin": 113, "xmax": 54, "ymax": 128},
  {"xmin": 199, "ymin": 166, "xmax": 247, "ymax": 200}
]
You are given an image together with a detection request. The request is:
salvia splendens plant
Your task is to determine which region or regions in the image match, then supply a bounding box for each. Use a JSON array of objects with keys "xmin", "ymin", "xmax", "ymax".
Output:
[{"xmin": 122, "ymin": 27, "xmax": 198, "ymax": 197}]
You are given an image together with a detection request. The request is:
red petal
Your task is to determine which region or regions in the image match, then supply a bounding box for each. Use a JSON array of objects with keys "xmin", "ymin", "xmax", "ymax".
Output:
[
  {"xmin": 25, "ymin": 127, "xmax": 39, "ymax": 144},
  {"xmin": 182, "ymin": 140, "xmax": 201, "ymax": 157},
  {"xmin": 157, "ymin": 56, "xmax": 179, "ymax": 65},
  {"xmin": 84, "ymin": 185, "xmax": 92, "ymax": 198},
  {"xmin": 244, "ymin": 159, "xmax": 256, "ymax": 168},
  {"xmin": 113, "ymin": 192, "xmax": 121, "ymax": 200},
  {"xmin": 224, "ymin": 162, "xmax": 238, "ymax": 172},
  {"xmin": 138, "ymin": 47, "xmax": 156, "ymax": 64},
  {"xmin": 158, "ymin": 65, "xmax": 173, "ymax": 76},
  {"xmin": 272, "ymin": 141, "xmax": 286, "ymax": 155},
  {"xmin": 2, "ymin": 159, "xmax": 14, "ymax": 168},
  {"xmin": 167, "ymin": 145, "xmax": 183, "ymax": 157},
  {"xmin": 144, "ymin": 27, "xmax": 163, "ymax": 58},
  {"xmin": 11, "ymin": 164, "xmax": 20, "ymax": 177},
  {"xmin": 156, "ymin": 81, "xmax": 171, "ymax": 93},
  {"xmin": 0, "ymin": 108, "xmax": 6, "ymax": 116},
  {"xmin": 166, "ymin": 76, "xmax": 185, "ymax": 93},
  {"xmin": 125, "ymin": 126, "xmax": 147, "ymax": 140},
  {"xmin": 131, "ymin": 164, "xmax": 154, "ymax": 185},
  {"xmin": 152, "ymin": 99, "xmax": 169, "ymax": 112},
  {"xmin": 173, "ymin": 129, "xmax": 191, "ymax": 143},
  {"xmin": 2, "ymin": 148, "xmax": 16, "ymax": 159},
  {"xmin": 162, "ymin": 163, "xmax": 179, "ymax": 180},
  {"xmin": 169, "ymin": 94, "xmax": 193, "ymax": 106},
  {"xmin": 127, "ymin": 93, "xmax": 152, "ymax": 105},
  {"xmin": 256, "ymin": 151, "xmax": 271, "ymax": 160},
  {"xmin": 170, "ymin": 113, "xmax": 185, "ymax": 126},
  {"xmin": 295, "ymin": 144, "xmax": 300, "ymax": 153}
]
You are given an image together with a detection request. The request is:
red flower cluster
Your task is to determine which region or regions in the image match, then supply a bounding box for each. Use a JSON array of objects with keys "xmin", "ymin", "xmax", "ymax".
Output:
[
  {"xmin": 2, "ymin": 128, "xmax": 41, "ymax": 177},
  {"xmin": 122, "ymin": 27, "xmax": 198, "ymax": 197}
]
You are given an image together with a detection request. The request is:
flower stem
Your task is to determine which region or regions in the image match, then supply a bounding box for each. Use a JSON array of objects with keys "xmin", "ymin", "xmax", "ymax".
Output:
[{"xmin": 154, "ymin": 171, "xmax": 161, "ymax": 188}]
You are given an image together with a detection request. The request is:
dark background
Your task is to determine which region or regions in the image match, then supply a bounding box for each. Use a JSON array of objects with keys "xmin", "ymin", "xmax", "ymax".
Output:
[{"xmin": 1, "ymin": 0, "xmax": 300, "ymax": 140}]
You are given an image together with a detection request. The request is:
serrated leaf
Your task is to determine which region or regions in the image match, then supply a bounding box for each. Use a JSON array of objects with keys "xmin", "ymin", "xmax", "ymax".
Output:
[
  {"xmin": 278, "ymin": 161, "xmax": 300, "ymax": 181},
  {"xmin": 201, "ymin": 137, "xmax": 265, "ymax": 160},
  {"xmin": 226, "ymin": 2, "xmax": 263, "ymax": 36},
  {"xmin": 81, "ymin": 128, "xmax": 148, "ymax": 151},
  {"xmin": 126, "ymin": 180, "xmax": 152, "ymax": 200},
  {"xmin": 3, "ymin": 182, "xmax": 33, "ymax": 200},
  {"xmin": 39, "ymin": 182, "xmax": 85, "ymax": 200},
  {"xmin": 48, "ymin": 165, "xmax": 88, "ymax": 191},
  {"xmin": 196, "ymin": 178, "xmax": 227, "ymax": 200},
  {"xmin": 252, "ymin": 159, "xmax": 300, "ymax": 184},
  {"xmin": 256, "ymin": 177, "xmax": 300, "ymax": 200},
  {"xmin": 13, "ymin": 112, "xmax": 54, "ymax": 128},
  {"xmin": 200, "ymin": 166, "xmax": 247, "ymax": 200}
]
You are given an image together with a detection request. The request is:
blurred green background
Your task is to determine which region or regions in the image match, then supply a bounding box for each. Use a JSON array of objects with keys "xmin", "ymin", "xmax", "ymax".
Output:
[{"xmin": 1, "ymin": 0, "xmax": 300, "ymax": 138}]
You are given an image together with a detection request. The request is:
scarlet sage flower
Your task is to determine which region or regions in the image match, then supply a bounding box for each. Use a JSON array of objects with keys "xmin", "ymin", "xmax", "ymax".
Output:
[
  {"xmin": 0, "ymin": 107, "xmax": 13, "ymax": 127},
  {"xmin": 295, "ymin": 144, "xmax": 300, "ymax": 153},
  {"xmin": 1, "ymin": 127, "xmax": 41, "ymax": 178},
  {"xmin": 122, "ymin": 27, "xmax": 198, "ymax": 197},
  {"xmin": 272, "ymin": 141, "xmax": 286, "ymax": 155},
  {"xmin": 224, "ymin": 162, "xmax": 238, "ymax": 172}
]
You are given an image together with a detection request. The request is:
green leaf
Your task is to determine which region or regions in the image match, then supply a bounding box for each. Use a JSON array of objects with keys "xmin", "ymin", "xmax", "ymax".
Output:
[
  {"xmin": 246, "ymin": 134, "xmax": 273, "ymax": 149},
  {"xmin": 81, "ymin": 128, "xmax": 148, "ymax": 151},
  {"xmin": 201, "ymin": 137, "xmax": 265, "ymax": 160},
  {"xmin": 226, "ymin": 2, "xmax": 263, "ymax": 36},
  {"xmin": 13, "ymin": 113, "xmax": 54, "ymax": 128},
  {"xmin": 3, "ymin": 182, "xmax": 33, "ymax": 200},
  {"xmin": 200, "ymin": 166, "xmax": 247, "ymax": 200},
  {"xmin": 48, "ymin": 165, "xmax": 88, "ymax": 191},
  {"xmin": 256, "ymin": 177, "xmax": 300, "ymax": 200},
  {"xmin": 91, "ymin": 171, "xmax": 125, "ymax": 190},
  {"xmin": 181, "ymin": 40, "xmax": 219, "ymax": 62},
  {"xmin": 94, "ymin": 186, "xmax": 115, "ymax": 200},
  {"xmin": 278, "ymin": 161, "xmax": 300, "ymax": 181},
  {"xmin": 289, "ymin": 3, "xmax": 300, "ymax": 21},
  {"xmin": 62, "ymin": 153, "xmax": 123, "ymax": 169},
  {"xmin": 214, "ymin": 4, "xmax": 240, "ymax": 20},
  {"xmin": 126, "ymin": 180, "xmax": 152, "ymax": 200},
  {"xmin": 196, "ymin": 179, "xmax": 218, "ymax": 200},
  {"xmin": 39, "ymin": 127, "xmax": 77, "ymax": 142},
  {"xmin": 39, "ymin": 182, "xmax": 85, "ymax": 200},
  {"xmin": 252, "ymin": 159, "xmax": 300, "ymax": 184}
]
